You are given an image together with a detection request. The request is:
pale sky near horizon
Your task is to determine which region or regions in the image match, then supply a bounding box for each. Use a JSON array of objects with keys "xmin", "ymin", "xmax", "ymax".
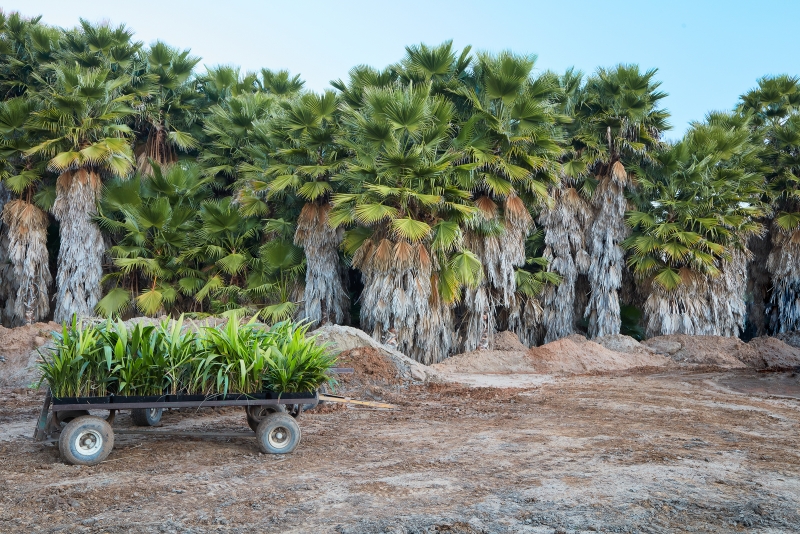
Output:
[{"xmin": 5, "ymin": 0, "xmax": 800, "ymax": 138}]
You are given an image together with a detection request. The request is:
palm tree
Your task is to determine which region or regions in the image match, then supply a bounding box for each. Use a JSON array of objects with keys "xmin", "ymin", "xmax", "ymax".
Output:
[
  {"xmin": 0, "ymin": 97, "xmax": 52, "ymax": 325},
  {"xmin": 547, "ymin": 65, "xmax": 669, "ymax": 340},
  {"xmin": 536, "ymin": 69, "xmax": 593, "ymax": 342},
  {"xmin": 25, "ymin": 63, "xmax": 136, "ymax": 321},
  {"xmin": 331, "ymin": 83, "xmax": 481, "ymax": 363},
  {"xmin": 200, "ymin": 91, "xmax": 277, "ymax": 188},
  {"xmin": 96, "ymin": 162, "xmax": 213, "ymax": 316},
  {"xmin": 448, "ymin": 51, "xmax": 563, "ymax": 350},
  {"xmin": 241, "ymin": 90, "xmax": 349, "ymax": 326},
  {"xmin": 130, "ymin": 41, "xmax": 202, "ymax": 174},
  {"xmin": 258, "ymin": 68, "xmax": 304, "ymax": 97},
  {"xmin": 625, "ymin": 112, "xmax": 766, "ymax": 336},
  {"xmin": 740, "ymin": 75, "xmax": 800, "ymax": 334}
]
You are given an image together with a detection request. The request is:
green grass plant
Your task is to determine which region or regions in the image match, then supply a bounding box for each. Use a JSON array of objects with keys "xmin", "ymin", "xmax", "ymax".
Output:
[
  {"xmin": 38, "ymin": 317, "xmax": 107, "ymax": 398},
  {"xmin": 261, "ymin": 322, "xmax": 338, "ymax": 394},
  {"xmin": 38, "ymin": 315, "xmax": 337, "ymax": 399}
]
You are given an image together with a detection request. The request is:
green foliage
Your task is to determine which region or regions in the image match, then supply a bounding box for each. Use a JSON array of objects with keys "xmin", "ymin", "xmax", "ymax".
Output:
[
  {"xmin": 38, "ymin": 316, "xmax": 337, "ymax": 399},
  {"xmin": 624, "ymin": 112, "xmax": 767, "ymax": 289}
]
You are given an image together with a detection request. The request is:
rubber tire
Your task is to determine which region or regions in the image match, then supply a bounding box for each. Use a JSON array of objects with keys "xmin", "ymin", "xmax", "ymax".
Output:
[
  {"xmin": 131, "ymin": 407, "xmax": 163, "ymax": 426},
  {"xmin": 246, "ymin": 404, "xmax": 285, "ymax": 432},
  {"xmin": 57, "ymin": 410, "xmax": 90, "ymax": 425},
  {"xmin": 58, "ymin": 416, "xmax": 114, "ymax": 466},
  {"xmin": 256, "ymin": 413, "xmax": 301, "ymax": 454}
]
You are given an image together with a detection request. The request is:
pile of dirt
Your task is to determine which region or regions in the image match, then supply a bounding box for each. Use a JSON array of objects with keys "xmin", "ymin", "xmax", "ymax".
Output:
[
  {"xmin": 336, "ymin": 346, "xmax": 404, "ymax": 384},
  {"xmin": 642, "ymin": 335, "xmax": 748, "ymax": 368},
  {"xmin": 0, "ymin": 322, "xmax": 60, "ymax": 388},
  {"xmin": 313, "ymin": 324, "xmax": 434, "ymax": 383},
  {"xmin": 431, "ymin": 347, "xmax": 532, "ymax": 374},
  {"xmin": 738, "ymin": 336, "xmax": 800, "ymax": 370},
  {"xmin": 774, "ymin": 331, "xmax": 800, "ymax": 349},
  {"xmin": 435, "ymin": 332, "xmax": 672, "ymax": 375},
  {"xmin": 493, "ymin": 330, "xmax": 527, "ymax": 351},
  {"xmin": 528, "ymin": 335, "xmax": 672, "ymax": 374}
]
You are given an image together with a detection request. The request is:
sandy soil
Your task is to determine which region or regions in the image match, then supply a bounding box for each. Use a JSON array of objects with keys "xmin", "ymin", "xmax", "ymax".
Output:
[{"xmin": 2, "ymin": 367, "xmax": 800, "ymax": 533}]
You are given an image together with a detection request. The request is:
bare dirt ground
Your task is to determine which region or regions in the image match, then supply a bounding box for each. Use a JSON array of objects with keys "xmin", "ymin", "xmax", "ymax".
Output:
[{"xmin": 2, "ymin": 366, "xmax": 800, "ymax": 533}]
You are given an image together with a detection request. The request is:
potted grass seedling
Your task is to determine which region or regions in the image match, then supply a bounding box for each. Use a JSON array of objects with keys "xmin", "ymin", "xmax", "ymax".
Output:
[
  {"xmin": 103, "ymin": 321, "xmax": 169, "ymax": 403},
  {"xmin": 260, "ymin": 321, "xmax": 338, "ymax": 399},
  {"xmin": 155, "ymin": 316, "xmax": 198, "ymax": 401},
  {"xmin": 194, "ymin": 317, "xmax": 272, "ymax": 400},
  {"xmin": 38, "ymin": 318, "xmax": 112, "ymax": 404}
]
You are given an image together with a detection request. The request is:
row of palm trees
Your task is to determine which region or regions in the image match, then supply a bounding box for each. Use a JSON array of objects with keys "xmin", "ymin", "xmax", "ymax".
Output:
[{"xmin": 0, "ymin": 13, "xmax": 798, "ymax": 363}]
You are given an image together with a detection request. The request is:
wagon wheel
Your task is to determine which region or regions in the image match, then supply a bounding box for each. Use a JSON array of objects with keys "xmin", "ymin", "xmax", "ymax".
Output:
[
  {"xmin": 131, "ymin": 408, "xmax": 163, "ymax": 426},
  {"xmin": 55, "ymin": 410, "xmax": 90, "ymax": 425},
  {"xmin": 57, "ymin": 409, "xmax": 116, "ymax": 427},
  {"xmin": 245, "ymin": 404, "xmax": 286, "ymax": 432},
  {"xmin": 58, "ymin": 416, "xmax": 115, "ymax": 466},
  {"xmin": 256, "ymin": 413, "xmax": 301, "ymax": 454}
]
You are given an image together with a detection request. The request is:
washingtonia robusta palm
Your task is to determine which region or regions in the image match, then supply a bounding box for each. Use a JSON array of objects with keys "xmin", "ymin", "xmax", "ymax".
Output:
[
  {"xmin": 447, "ymin": 51, "xmax": 564, "ymax": 350},
  {"xmin": 0, "ymin": 14, "xmax": 59, "ymax": 326},
  {"xmin": 96, "ymin": 162, "xmax": 213, "ymax": 317},
  {"xmin": 240, "ymin": 90, "xmax": 350, "ymax": 326},
  {"xmin": 625, "ymin": 112, "xmax": 766, "ymax": 337},
  {"xmin": 129, "ymin": 41, "xmax": 203, "ymax": 174},
  {"xmin": 25, "ymin": 62, "xmax": 136, "ymax": 322},
  {"xmin": 740, "ymin": 75, "xmax": 800, "ymax": 333},
  {"xmin": 330, "ymin": 83, "xmax": 482, "ymax": 363},
  {"xmin": 544, "ymin": 65, "xmax": 669, "ymax": 340}
]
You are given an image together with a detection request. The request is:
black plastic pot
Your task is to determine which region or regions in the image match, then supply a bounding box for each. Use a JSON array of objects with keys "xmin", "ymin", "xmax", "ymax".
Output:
[
  {"xmin": 111, "ymin": 395, "xmax": 168, "ymax": 403},
  {"xmin": 275, "ymin": 391, "xmax": 315, "ymax": 400},
  {"xmin": 168, "ymin": 394, "xmax": 209, "ymax": 402},
  {"xmin": 52, "ymin": 396, "xmax": 111, "ymax": 405}
]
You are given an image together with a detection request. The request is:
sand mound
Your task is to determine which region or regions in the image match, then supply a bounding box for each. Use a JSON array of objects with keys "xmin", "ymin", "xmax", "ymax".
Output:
[
  {"xmin": 493, "ymin": 330, "xmax": 527, "ymax": 351},
  {"xmin": 528, "ymin": 335, "xmax": 671, "ymax": 374},
  {"xmin": 739, "ymin": 337, "xmax": 800, "ymax": 370},
  {"xmin": 774, "ymin": 331, "xmax": 800, "ymax": 349},
  {"xmin": 336, "ymin": 346, "xmax": 403, "ymax": 384},
  {"xmin": 642, "ymin": 335, "xmax": 748, "ymax": 368},
  {"xmin": 435, "ymin": 333, "xmax": 671, "ymax": 375},
  {"xmin": 0, "ymin": 322, "xmax": 60, "ymax": 388},
  {"xmin": 313, "ymin": 324, "xmax": 433, "ymax": 383}
]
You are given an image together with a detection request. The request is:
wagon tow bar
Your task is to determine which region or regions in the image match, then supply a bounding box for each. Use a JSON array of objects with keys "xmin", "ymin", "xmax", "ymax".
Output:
[{"xmin": 317, "ymin": 394, "xmax": 397, "ymax": 410}]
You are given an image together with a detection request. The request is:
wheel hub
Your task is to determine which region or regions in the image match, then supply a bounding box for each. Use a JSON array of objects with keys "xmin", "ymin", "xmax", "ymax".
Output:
[
  {"xmin": 268, "ymin": 426, "xmax": 290, "ymax": 449},
  {"xmin": 75, "ymin": 429, "xmax": 103, "ymax": 455}
]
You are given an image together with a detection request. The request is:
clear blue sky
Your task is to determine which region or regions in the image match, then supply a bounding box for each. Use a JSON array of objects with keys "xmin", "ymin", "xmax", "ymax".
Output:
[{"xmin": 7, "ymin": 0, "xmax": 800, "ymax": 137}]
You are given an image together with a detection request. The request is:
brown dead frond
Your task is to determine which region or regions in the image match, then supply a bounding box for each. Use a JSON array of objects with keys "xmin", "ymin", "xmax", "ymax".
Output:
[
  {"xmin": 374, "ymin": 238, "xmax": 394, "ymax": 270},
  {"xmin": 610, "ymin": 161, "xmax": 628, "ymax": 186},
  {"xmin": 393, "ymin": 239, "xmax": 415, "ymax": 269},
  {"xmin": 475, "ymin": 195, "xmax": 497, "ymax": 219}
]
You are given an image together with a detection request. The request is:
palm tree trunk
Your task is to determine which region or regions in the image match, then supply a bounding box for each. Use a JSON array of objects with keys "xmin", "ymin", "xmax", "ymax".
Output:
[
  {"xmin": 707, "ymin": 249, "xmax": 748, "ymax": 337},
  {"xmin": 51, "ymin": 169, "xmax": 105, "ymax": 322},
  {"xmin": 459, "ymin": 196, "xmax": 532, "ymax": 351},
  {"xmin": 355, "ymin": 237, "xmax": 453, "ymax": 364},
  {"xmin": 643, "ymin": 252, "xmax": 748, "ymax": 338},
  {"xmin": 643, "ymin": 273, "xmax": 711, "ymax": 337},
  {"xmin": 766, "ymin": 225, "xmax": 800, "ymax": 333},
  {"xmin": 294, "ymin": 203, "xmax": 349, "ymax": 326},
  {"xmin": 585, "ymin": 162, "xmax": 629, "ymax": 338},
  {"xmin": 1, "ymin": 200, "xmax": 52, "ymax": 325},
  {"xmin": 0, "ymin": 182, "xmax": 14, "ymax": 326},
  {"xmin": 538, "ymin": 186, "xmax": 592, "ymax": 342},
  {"xmin": 745, "ymin": 231, "xmax": 772, "ymax": 337},
  {"xmin": 506, "ymin": 294, "xmax": 544, "ymax": 346}
]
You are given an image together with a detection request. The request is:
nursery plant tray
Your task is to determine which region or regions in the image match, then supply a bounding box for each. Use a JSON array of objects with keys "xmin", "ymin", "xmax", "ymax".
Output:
[
  {"xmin": 52, "ymin": 396, "xmax": 111, "ymax": 405},
  {"xmin": 50, "ymin": 392, "xmax": 318, "ymax": 411},
  {"xmin": 112, "ymin": 395, "xmax": 169, "ymax": 403}
]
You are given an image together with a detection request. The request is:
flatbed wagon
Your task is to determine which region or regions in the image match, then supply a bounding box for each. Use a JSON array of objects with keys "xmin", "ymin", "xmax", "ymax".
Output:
[{"xmin": 32, "ymin": 368, "xmax": 364, "ymax": 466}]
